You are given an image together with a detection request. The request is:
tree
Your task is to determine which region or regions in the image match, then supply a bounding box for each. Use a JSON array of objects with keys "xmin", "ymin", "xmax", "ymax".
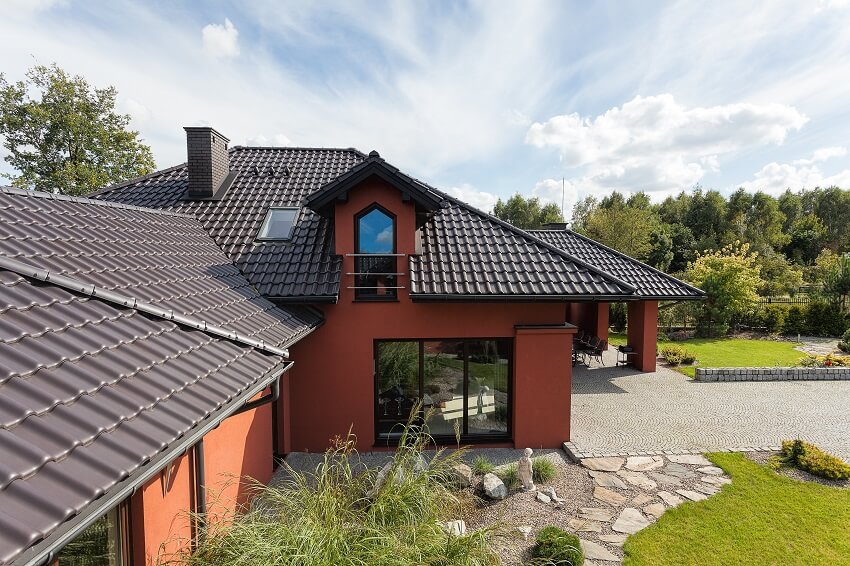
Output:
[
  {"xmin": 685, "ymin": 189, "xmax": 729, "ymax": 251},
  {"xmin": 581, "ymin": 205, "xmax": 658, "ymax": 262},
  {"xmin": 785, "ymin": 214, "xmax": 828, "ymax": 264},
  {"xmin": 0, "ymin": 63, "xmax": 155, "ymax": 195},
  {"xmin": 686, "ymin": 242, "xmax": 763, "ymax": 336},
  {"xmin": 667, "ymin": 223, "xmax": 697, "ymax": 273},
  {"xmin": 756, "ymin": 248, "xmax": 804, "ymax": 297},
  {"xmin": 823, "ymin": 255, "xmax": 850, "ymax": 313},
  {"xmin": 493, "ymin": 193, "xmax": 563, "ymax": 229},
  {"xmin": 569, "ymin": 195, "xmax": 597, "ymax": 231},
  {"xmin": 646, "ymin": 229, "xmax": 673, "ymax": 271}
]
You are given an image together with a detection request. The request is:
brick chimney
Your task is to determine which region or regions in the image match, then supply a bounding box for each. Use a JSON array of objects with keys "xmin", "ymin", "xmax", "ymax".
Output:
[{"xmin": 184, "ymin": 126, "xmax": 230, "ymax": 198}]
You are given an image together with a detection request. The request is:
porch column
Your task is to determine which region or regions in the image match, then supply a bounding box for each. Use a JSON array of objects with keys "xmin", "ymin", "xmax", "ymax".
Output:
[
  {"xmin": 587, "ymin": 302, "xmax": 609, "ymax": 342},
  {"xmin": 513, "ymin": 324, "xmax": 576, "ymax": 448},
  {"xmin": 627, "ymin": 301, "xmax": 658, "ymax": 372}
]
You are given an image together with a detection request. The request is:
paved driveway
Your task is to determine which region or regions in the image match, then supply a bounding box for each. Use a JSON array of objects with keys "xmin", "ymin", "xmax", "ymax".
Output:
[{"xmin": 571, "ymin": 350, "xmax": 850, "ymax": 461}]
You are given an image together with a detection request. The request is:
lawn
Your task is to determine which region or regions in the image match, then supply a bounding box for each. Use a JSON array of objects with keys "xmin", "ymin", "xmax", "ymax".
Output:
[
  {"xmin": 609, "ymin": 332, "xmax": 803, "ymax": 378},
  {"xmin": 623, "ymin": 452, "xmax": 850, "ymax": 565}
]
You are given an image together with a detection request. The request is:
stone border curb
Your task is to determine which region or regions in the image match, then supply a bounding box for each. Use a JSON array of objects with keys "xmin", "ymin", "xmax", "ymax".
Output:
[
  {"xmin": 696, "ymin": 366, "xmax": 850, "ymax": 382},
  {"xmin": 562, "ymin": 441, "xmax": 782, "ymax": 462}
]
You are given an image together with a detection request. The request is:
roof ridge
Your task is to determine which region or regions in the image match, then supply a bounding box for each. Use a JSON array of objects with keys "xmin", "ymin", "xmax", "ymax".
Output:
[
  {"xmin": 530, "ymin": 228, "xmax": 704, "ymax": 296},
  {"xmin": 424, "ymin": 187, "xmax": 638, "ymax": 295},
  {"xmin": 0, "ymin": 254, "xmax": 290, "ymax": 357},
  {"xmin": 232, "ymin": 145, "xmax": 367, "ymax": 156},
  {"xmin": 87, "ymin": 162, "xmax": 189, "ymax": 197},
  {"xmin": 0, "ymin": 186, "xmax": 194, "ymax": 218}
]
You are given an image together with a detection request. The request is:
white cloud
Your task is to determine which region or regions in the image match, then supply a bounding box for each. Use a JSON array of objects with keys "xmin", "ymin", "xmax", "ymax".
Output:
[
  {"xmin": 375, "ymin": 226, "xmax": 393, "ymax": 244},
  {"xmin": 245, "ymin": 133, "xmax": 293, "ymax": 147},
  {"xmin": 443, "ymin": 184, "xmax": 499, "ymax": 213},
  {"xmin": 740, "ymin": 148, "xmax": 850, "ymax": 194},
  {"xmin": 202, "ymin": 18, "xmax": 239, "ymax": 59},
  {"xmin": 526, "ymin": 94, "xmax": 808, "ymax": 193},
  {"xmin": 530, "ymin": 178, "xmax": 576, "ymax": 220},
  {"xmin": 121, "ymin": 98, "xmax": 152, "ymax": 125}
]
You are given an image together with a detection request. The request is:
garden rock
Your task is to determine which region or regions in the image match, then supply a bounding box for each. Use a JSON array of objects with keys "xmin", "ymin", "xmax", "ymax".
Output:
[
  {"xmin": 626, "ymin": 455, "xmax": 665, "ymax": 471},
  {"xmin": 643, "ymin": 503, "xmax": 666, "ymax": 519},
  {"xmin": 598, "ymin": 533, "xmax": 628, "ymax": 546},
  {"xmin": 578, "ymin": 507, "xmax": 614, "ymax": 522},
  {"xmin": 449, "ymin": 463, "xmax": 473, "ymax": 488},
  {"xmin": 697, "ymin": 465, "xmax": 725, "ymax": 476},
  {"xmin": 657, "ymin": 491, "xmax": 684, "ymax": 507},
  {"xmin": 676, "ymin": 489, "xmax": 708, "ymax": 502},
  {"xmin": 589, "ymin": 471, "xmax": 628, "ymax": 489},
  {"xmin": 593, "ymin": 486, "xmax": 627, "ymax": 506},
  {"xmin": 440, "ymin": 520, "xmax": 466, "ymax": 536},
  {"xmin": 541, "ymin": 486, "xmax": 565, "ymax": 503},
  {"xmin": 667, "ymin": 454, "xmax": 712, "ymax": 466},
  {"xmin": 631, "ymin": 493, "xmax": 653, "ymax": 506},
  {"xmin": 701, "ymin": 475, "xmax": 732, "ymax": 486},
  {"xmin": 616, "ymin": 470, "xmax": 658, "ymax": 490},
  {"xmin": 536, "ymin": 491, "xmax": 552, "ymax": 504},
  {"xmin": 612, "ymin": 507, "xmax": 650, "ymax": 534},
  {"xmin": 580, "ymin": 539, "xmax": 620, "ymax": 562},
  {"xmin": 569, "ymin": 518, "xmax": 602, "ymax": 532},
  {"xmin": 516, "ymin": 525, "xmax": 532, "ymax": 539},
  {"xmin": 693, "ymin": 483, "xmax": 720, "ymax": 496},
  {"xmin": 648, "ymin": 471, "xmax": 681, "ymax": 486},
  {"xmin": 663, "ymin": 462, "xmax": 696, "ymax": 479},
  {"xmin": 482, "ymin": 473, "xmax": 507, "ymax": 500},
  {"xmin": 581, "ymin": 457, "xmax": 624, "ymax": 472}
]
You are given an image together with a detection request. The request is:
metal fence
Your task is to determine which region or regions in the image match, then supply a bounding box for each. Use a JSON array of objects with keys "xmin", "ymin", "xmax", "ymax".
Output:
[{"xmin": 758, "ymin": 296, "xmax": 811, "ymax": 305}]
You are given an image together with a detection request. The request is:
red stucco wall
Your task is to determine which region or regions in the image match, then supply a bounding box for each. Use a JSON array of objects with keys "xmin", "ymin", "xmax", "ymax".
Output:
[
  {"xmin": 567, "ymin": 302, "xmax": 609, "ymax": 341},
  {"xmin": 282, "ymin": 177, "xmax": 574, "ymax": 452},
  {"xmin": 131, "ymin": 395, "xmax": 273, "ymax": 564},
  {"xmin": 628, "ymin": 300, "xmax": 658, "ymax": 372}
]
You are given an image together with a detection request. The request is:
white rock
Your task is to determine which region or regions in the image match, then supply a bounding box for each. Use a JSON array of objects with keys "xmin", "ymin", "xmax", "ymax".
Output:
[
  {"xmin": 667, "ymin": 454, "xmax": 712, "ymax": 466},
  {"xmin": 616, "ymin": 470, "xmax": 658, "ymax": 490},
  {"xmin": 697, "ymin": 465, "xmax": 725, "ymax": 476},
  {"xmin": 449, "ymin": 463, "xmax": 473, "ymax": 488},
  {"xmin": 541, "ymin": 486, "xmax": 564, "ymax": 503},
  {"xmin": 482, "ymin": 473, "xmax": 507, "ymax": 500},
  {"xmin": 693, "ymin": 483, "xmax": 720, "ymax": 496},
  {"xmin": 580, "ymin": 539, "xmax": 620, "ymax": 562},
  {"xmin": 632, "ymin": 493, "xmax": 653, "ymax": 506},
  {"xmin": 643, "ymin": 503, "xmax": 666, "ymax": 518},
  {"xmin": 701, "ymin": 475, "xmax": 732, "ymax": 486},
  {"xmin": 536, "ymin": 491, "xmax": 552, "ymax": 504},
  {"xmin": 676, "ymin": 489, "xmax": 708, "ymax": 502},
  {"xmin": 612, "ymin": 507, "xmax": 651, "ymax": 534},
  {"xmin": 626, "ymin": 455, "xmax": 665, "ymax": 471},
  {"xmin": 663, "ymin": 463, "xmax": 696, "ymax": 479},
  {"xmin": 581, "ymin": 457, "xmax": 625, "ymax": 472},
  {"xmin": 440, "ymin": 520, "xmax": 466, "ymax": 536},
  {"xmin": 590, "ymin": 471, "xmax": 628, "ymax": 489},
  {"xmin": 648, "ymin": 471, "xmax": 681, "ymax": 486},
  {"xmin": 517, "ymin": 525, "xmax": 533, "ymax": 539},
  {"xmin": 593, "ymin": 486, "xmax": 627, "ymax": 506},
  {"xmin": 569, "ymin": 518, "xmax": 602, "ymax": 532},
  {"xmin": 598, "ymin": 533, "xmax": 628, "ymax": 546},
  {"xmin": 578, "ymin": 507, "xmax": 614, "ymax": 522},
  {"xmin": 657, "ymin": 491, "xmax": 684, "ymax": 507}
]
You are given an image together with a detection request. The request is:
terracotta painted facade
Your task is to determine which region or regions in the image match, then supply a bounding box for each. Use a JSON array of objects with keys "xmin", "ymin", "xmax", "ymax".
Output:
[{"xmin": 130, "ymin": 394, "xmax": 274, "ymax": 563}]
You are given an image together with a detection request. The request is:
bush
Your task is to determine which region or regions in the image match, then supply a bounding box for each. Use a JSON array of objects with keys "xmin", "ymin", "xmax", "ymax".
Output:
[
  {"xmin": 805, "ymin": 300, "xmax": 848, "ymax": 337},
  {"xmin": 497, "ymin": 462, "xmax": 519, "ymax": 489},
  {"xmin": 660, "ymin": 344, "xmax": 697, "ymax": 366},
  {"xmin": 839, "ymin": 329, "xmax": 850, "ymax": 353},
  {"xmin": 798, "ymin": 353, "xmax": 850, "ymax": 367},
  {"xmin": 532, "ymin": 526, "xmax": 584, "ymax": 566},
  {"xmin": 471, "ymin": 455, "xmax": 494, "ymax": 476},
  {"xmin": 532, "ymin": 457, "xmax": 558, "ymax": 484},
  {"xmin": 747, "ymin": 303, "xmax": 790, "ymax": 333},
  {"xmin": 781, "ymin": 439, "xmax": 850, "ymax": 480},
  {"xmin": 783, "ymin": 305, "xmax": 807, "ymax": 335}
]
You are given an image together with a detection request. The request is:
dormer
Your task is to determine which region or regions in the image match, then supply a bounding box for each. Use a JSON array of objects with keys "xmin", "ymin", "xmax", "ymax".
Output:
[{"xmin": 306, "ymin": 151, "xmax": 442, "ymax": 301}]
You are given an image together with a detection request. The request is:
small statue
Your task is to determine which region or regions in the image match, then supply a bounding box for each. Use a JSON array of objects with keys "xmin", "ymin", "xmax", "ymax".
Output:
[{"xmin": 518, "ymin": 447, "xmax": 535, "ymax": 491}]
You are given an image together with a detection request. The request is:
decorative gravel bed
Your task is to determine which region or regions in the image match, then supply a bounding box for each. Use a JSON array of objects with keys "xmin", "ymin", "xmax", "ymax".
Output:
[{"xmin": 745, "ymin": 451, "xmax": 850, "ymax": 489}]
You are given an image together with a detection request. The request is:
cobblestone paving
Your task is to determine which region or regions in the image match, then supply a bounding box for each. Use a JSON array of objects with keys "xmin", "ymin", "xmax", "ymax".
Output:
[{"xmin": 572, "ymin": 350, "xmax": 850, "ymax": 462}]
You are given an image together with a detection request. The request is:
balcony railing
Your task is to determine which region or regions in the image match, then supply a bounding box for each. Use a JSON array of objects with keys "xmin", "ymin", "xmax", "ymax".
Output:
[{"xmin": 345, "ymin": 253, "xmax": 406, "ymax": 298}]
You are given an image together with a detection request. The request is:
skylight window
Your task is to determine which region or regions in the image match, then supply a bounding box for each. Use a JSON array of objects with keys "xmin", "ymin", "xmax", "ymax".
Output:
[{"xmin": 258, "ymin": 207, "xmax": 299, "ymax": 240}]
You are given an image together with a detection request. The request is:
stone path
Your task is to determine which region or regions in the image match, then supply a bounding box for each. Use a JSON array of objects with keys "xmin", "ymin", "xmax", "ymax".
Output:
[
  {"xmin": 572, "ymin": 349, "xmax": 850, "ymax": 462},
  {"xmin": 568, "ymin": 454, "xmax": 731, "ymax": 564}
]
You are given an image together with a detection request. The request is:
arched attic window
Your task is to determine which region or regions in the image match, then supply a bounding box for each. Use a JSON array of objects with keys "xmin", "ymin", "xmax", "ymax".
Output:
[{"xmin": 354, "ymin": 204, "xmax": 398, "ymax": 300}]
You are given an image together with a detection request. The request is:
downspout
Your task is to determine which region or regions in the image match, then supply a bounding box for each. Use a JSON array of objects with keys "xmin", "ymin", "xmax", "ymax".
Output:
[{"xmin": 193, "ymin": 440, "xmax": 206, "ymax": 545}]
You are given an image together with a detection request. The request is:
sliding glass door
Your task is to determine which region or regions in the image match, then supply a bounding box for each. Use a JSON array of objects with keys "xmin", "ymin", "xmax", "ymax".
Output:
[{"xmin": 375, "ymin": 338, "xmax": 511, "ymax": 442}]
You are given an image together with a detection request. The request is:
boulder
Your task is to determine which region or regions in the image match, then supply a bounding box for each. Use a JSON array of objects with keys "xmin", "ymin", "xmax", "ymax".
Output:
[
  {"xmin": 448, "ymin": 463, "xmax": 474, "ymax": 488},
  {"xmin": 482, "ymin": 473, "xmax": 507, "ymax": 500},
  {"xmin": 440, "ymin": 520, "xmax": 466, "ymax": 536},
  {"xmin": 581, "ymin": 457, "xmax": 625, "ymax": 472},
  {"xmin": 536, "ymin": 491, "xmax": 552, "ymax": 504}
]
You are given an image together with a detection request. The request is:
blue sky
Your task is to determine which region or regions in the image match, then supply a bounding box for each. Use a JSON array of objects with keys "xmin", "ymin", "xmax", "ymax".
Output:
[{"xmin": 3, "ymin": 0, "xmax": 850, "ymax": 215}]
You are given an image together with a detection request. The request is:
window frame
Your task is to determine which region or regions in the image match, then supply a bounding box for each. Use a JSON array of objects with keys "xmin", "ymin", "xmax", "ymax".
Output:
[
  {"xmin": 373, "ymin": 337, "xmax": 513, "ymax": 445},
  {"xmin": 354, "ymin": 204, "xmax": 398, "ymax": 301},
  {"xmin": 256, "ymin": 206, "xmax": 300, "ymax": 241},
  {"xmin": 54, "ymin": 500, "xmax": 133, "ymax": 566}
]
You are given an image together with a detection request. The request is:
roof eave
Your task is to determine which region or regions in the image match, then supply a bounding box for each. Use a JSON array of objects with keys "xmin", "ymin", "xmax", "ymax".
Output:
[{"xmin": 409, "ymin": 293, "xmax": 639, "ymax": 303}]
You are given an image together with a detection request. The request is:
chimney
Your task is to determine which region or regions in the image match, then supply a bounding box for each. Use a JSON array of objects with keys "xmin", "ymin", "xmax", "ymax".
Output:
[
  {"xmin": 541, "ymin": 222, "xmax": 569, "ymax": 231},
  {"xmin": 184, "ymin": 126, "xmax": 230, "ymax": 199}
]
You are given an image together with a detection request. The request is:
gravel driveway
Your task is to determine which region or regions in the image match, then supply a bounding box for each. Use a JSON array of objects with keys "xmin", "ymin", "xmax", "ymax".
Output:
[{"xmin": 571, "ymin": 350, "xmax": 850, "ymax": 462}]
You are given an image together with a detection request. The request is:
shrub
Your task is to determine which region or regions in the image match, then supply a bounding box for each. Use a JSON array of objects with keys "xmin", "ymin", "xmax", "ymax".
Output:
[
  {"xmin": 660, "ymin": 344, "xmax": 697, "ymax": 366},
  {"xmin": 532, "ymin": 457, "xmax": 558, "ymax": 484},
  {"xmin": 783, "ymin": 305, "xmax": 807, "ymax": 335},
  {"xmin": 179, "ymin": 411, "xmax": 499, "ymax": 566},
  {"xmin": 798, "ymin": 353, "xmax": 850, "ymax": 367},
  {"xmin": 781, "ymin": 439, "xmax": 850, "ymax": 480},
  {"xmin": 839, "ymin": 329, "xmax": 850, "ymax": 353},
  {"xmin": 532, "ymin": 526, "xmax": 584, "ymax": 566},
  {"xmin": 472, "ymin": 454, "xmax": 494, "ymax": 475},
  {"xmin": 805, "ymin": 300, "xmax": 848, "ymax": 337},
  {"xmin": 752, "ymin": 304, "xmax": 790, "ymax": 334},
  {"xmin": 497, "ymin": 462, "xmax": 519, "ymax": 488}
]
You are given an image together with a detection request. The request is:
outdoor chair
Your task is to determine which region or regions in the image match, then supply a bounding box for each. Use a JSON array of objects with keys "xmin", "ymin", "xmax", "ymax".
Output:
[{"xmin": 585, "ymin": 339, "xmax": 608, "ymax": 365}]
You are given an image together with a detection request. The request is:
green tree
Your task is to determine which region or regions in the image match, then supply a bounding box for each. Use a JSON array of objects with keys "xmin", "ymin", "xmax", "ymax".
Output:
[
  {"xmin": 646, "ymin": 229, "xmax": 673, "ymax": 271},
  {"xmin": 0, "ymin": 63, "xmax": 155, "ymax": 195},
  {"xmin": 785, "ymin": 214, "xmax": 828, "ymax": 264},
  {"xmin": 493, "ymin": 193, "xmax": 563, "ymax": 229},
  {"xmin": 685, "ymin": 189, "xmax": 729, "ymax": 251},
  {"xmin": 778, "ymin": 189, "xmax": 803, "ymax": 232},
  {"xmin": 570, "ymin": 195, "xmax": 597, "ymax": 231},
  {"xmin": 756, "ymin": 248, "xmax": 804, "ymax": 297},
  {"xmin": 686, "ymin": 242, "xmax": 763, "ymax": 336},
  {"xmin": 581, "ymin": 205, "xmax": 658, "ymax": 262},
  {"xmin": 803, "ymin": 187, "xmax": 850, "ymax": 251},
  {"xmin": 667, "ymin": 223, "xmax": 697, "ymax": 273},
  {"xmin": 823, "ymin": 255, "xmax": 850, "ymax": 313}
]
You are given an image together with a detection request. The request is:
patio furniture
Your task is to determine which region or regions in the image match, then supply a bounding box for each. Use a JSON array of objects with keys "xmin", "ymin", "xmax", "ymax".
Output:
[
  {"xmin": 585, "ymin": 339, "xmax": 608, "ymax": 365},
  {"xmin": 616, "ymin": 344, "xmax": 638, "ymax": 366}
]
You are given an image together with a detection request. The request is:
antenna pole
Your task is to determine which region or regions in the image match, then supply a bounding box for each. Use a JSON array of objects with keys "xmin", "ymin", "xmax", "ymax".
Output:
[{"xmin": 561, "ymin": 177, "xmax": 565, "ymax": 221}]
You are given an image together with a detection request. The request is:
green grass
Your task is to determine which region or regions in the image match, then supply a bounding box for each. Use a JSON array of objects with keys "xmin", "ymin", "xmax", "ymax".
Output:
[
  {"xmin": 435, "ymin": 357, "xmax": 509, "ymax": 392},
  {"xmin": 624, "ymin": 452, "xmax": 850, "ymax": 566},
  {"xmin": 609, "ymin": 332, "xmax": 803, "ymax": 378}
]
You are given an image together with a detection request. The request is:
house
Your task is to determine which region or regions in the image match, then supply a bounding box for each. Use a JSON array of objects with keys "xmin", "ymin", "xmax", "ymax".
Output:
[{"xmin": 0, "ymin": 126, "xmax": 701, "ymax": 564}]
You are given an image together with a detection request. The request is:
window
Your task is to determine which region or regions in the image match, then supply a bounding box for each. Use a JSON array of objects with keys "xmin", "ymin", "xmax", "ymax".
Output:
[
  {"xmin": 55, "ymin": 505, "xmax": 129, "ymax": 565},
  {"xmin": 375, "ymin": 339, "xmax": 511, "ymax": 442},
  {"xmin": 354, "ymin": 205, "xmax": 397, "ymax": 300},
  {"xmin": 257, "ymin": 207, "xmax": 299, "ymax": 240}
]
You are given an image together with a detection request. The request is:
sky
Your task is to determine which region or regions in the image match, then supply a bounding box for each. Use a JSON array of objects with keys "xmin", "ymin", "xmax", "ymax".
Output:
[{"xmin": 2, "ymin": 0, "xmax": 850, "ymax": 217}]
